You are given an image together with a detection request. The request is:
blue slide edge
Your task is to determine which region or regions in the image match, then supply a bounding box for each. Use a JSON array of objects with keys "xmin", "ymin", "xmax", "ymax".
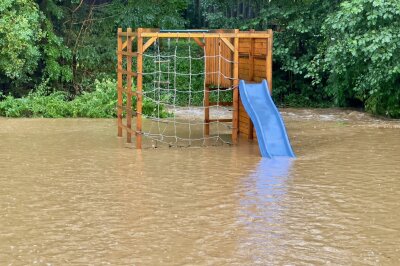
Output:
[{"xmin": 239, "ymin": 80, "xmax": 296, "ymax": 158}]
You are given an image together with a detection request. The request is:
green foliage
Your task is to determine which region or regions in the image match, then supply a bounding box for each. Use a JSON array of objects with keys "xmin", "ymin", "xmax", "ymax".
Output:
[
  {"xmin": 0, "ymin": 0, "xmax": 42, "ymax": 81},
  {"xmin": 317, "ymin": 0, "xmax": 400, "ymax": 117},
  {"xmin": 1, "ymin": 0, "xmax": 400, "ymax": 117},
  {"xmin": 0, "ymin": 79, "xmax": 169, "ymax": 118}
]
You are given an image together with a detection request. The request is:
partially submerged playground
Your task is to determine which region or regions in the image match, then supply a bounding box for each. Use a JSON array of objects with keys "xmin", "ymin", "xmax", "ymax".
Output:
[{"xmin": 116, "ymin": 28, "xmax": 295, "ymax": 158}]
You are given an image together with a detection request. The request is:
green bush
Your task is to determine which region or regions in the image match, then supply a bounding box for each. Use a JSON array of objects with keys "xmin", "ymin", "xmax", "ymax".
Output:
[{"xmin": 0, "ymin": 79, "xmax": 170, "ymax": 118}]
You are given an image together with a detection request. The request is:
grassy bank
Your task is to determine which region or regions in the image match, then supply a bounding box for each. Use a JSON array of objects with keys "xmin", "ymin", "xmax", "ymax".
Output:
[{"xmin": 0, "ymin": 79, "xmax": 170, "ymax": 118}]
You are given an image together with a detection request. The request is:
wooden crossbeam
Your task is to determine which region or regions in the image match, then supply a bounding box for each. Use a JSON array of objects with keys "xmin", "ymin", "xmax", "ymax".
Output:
[
  {"xmin": 119, "ymin": 70, "xmax": 137, "ymax": 77},
  {"xmin": 117, "ymin": 51, "xmax": 138, "ymax": 57},
  {"xmin": 220, "ymin": 37, "xmax": 235, "ymax": 52},
  {"xmin": 122, "ymin": 32, "xmax": 271, "ymax": 38},
  {"xmin": 209, "ymin": 119, "xmax": 232, "ymax": 123},
  {"xmin": 143, "ymin": 37, "xmax": 158, "ymax": 52},
  {"xmin": 192, "ymin": 37, "xmax": 205, "ymax": 48},
  {"xmin": 121, "ymin": 36, "xmax": 136, "ymax": 50},
  {"xmin": 209, "ymin": 102, "xmax": 233, "ymax": 106}
]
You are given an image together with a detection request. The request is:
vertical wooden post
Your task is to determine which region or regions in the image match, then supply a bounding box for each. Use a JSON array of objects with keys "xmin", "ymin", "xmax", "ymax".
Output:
[
  {"xmin": 248, "ymin": 30, "xmax": 255, "ymax": 81},
  {"xmin": 204, "ymin": 86, "xmax": 210, "ymax": 135},
  {"xmin": 248, "ymin": 30, "xmax": 255, "ymax": 140},
  {"xmin": 117, "ymin": 28, "xmax": 123, "ymax": 137},
  {"xmin": 266, "ymin": 29, "xmax": 273, "ymax": 94},
  {"xmin": 136, "ymin": 28, "xmax": 144, "ymax": 149},
  {"xmin": 126, "ymin": 28, "xmax": 133, "ymax": 143},
  {"xmin": 232, "ymin": 29, "xmax": 239, "ymax": 144}
]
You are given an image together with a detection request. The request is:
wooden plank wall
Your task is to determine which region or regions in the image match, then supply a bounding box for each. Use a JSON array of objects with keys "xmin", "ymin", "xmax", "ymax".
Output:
[
  {"xmin": 205, "ymin": 37, "xmax": 233, "ymax": 88},
  {"xmin": 237, "ymin": 36, "xmax": 270, "ymax": 140}
]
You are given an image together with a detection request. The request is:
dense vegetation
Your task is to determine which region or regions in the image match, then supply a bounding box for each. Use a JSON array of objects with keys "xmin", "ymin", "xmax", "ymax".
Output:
[{"xmin": 0, "ymin": 0, "xmax": 399, "ymax": 117}]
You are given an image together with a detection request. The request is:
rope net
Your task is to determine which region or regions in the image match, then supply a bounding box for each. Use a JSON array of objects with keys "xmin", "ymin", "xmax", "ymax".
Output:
[{"xmin": 139, "ymin": 37, "xmax": 236, "ymax": 148}]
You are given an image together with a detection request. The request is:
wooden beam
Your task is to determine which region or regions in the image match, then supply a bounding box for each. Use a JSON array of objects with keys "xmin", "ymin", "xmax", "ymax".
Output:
[
  {"xmin": 204, "ymin": 87, "xmax": 210, "ymax": 136},
  {"xmin": 142, "ymin": 37, "xmax": 157, "ymax": 52},
  {"xmin": 117, "ymin": 28, "xmax": 123, "ymax": 137},
  {"xmin": 209, "ymin": 102, "xmax": 233, "ymax": 106},
  {"xmin": 266, "ymin": 29, "xmax": 273, "ymax": 94},
  {"xmin": 136, "ymin": 28, "xmax": 144, "ymax": 149},
  {"xmin": 192, "ymin": 37, "xmax": 205, "ymax": 48},
  {"xmin": 232, "ymin": 29, "xmax": 239, "ymax": 144},
  {"xmin": 117, "ymin": 51, "xmax": 138, "ymax": 57},
  {"xmin": 138, "ymin": 32, "xmax": 271, "ymax": 38},
  {"xmin": 209, "ymin": 119, "xmax": 233, "ymax": 123},
  {"xmin": 126, "ymin": 28, "xmax": 133, "ymax": 143},
  {"xmin": 121, "ymin": 36, "xmax": 136, "ymax": 50},
  {"xmin": 220, "ymin": 37, "xmax": 234, "ymax": 52}
]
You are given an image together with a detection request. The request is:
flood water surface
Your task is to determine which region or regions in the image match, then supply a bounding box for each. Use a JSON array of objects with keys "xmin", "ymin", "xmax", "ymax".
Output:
[{"xmin": 0, "ymin": 109, "xmax": 399, "ymax": 265}]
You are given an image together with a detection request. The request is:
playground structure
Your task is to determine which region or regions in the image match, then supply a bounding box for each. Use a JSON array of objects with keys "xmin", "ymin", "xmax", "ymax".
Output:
[{"xmin": 116, "ymin": 28, "xmax": 294, "ymax": 157}]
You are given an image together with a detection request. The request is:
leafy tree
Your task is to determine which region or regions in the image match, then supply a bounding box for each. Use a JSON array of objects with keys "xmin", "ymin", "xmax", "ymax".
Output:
[
  {"xmin": 0, "ymin": 0, "xmax": 42, "ymax": 92},
  {"xmin": 317, "ymin": 0, "xmax": 400, "ymax": 117}
]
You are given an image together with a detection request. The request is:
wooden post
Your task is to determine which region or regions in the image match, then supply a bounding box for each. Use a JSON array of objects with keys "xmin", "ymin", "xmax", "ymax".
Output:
[
  {"xmin": 266, "ymin": 29, "xmax": 273, "ymax": 94},
  {"xmin": 248, "ymin": 30, "xmax": 255, "ymax": 140},
  {"xmin": 249, "ymin": 30, "xmax": 255, "ymax": 81},
  {"xmin": 126, "ymin": 28, "xmax": 133, "ymax": 143},
  {"xmin": 232, "ymin": 29, "xmax": 239, "ymax": 144},
  {"xmin": 117, "ymin": 28, "xmax": 123, "ymax": 137},
  {"xmin": 136, "ymin": 28, "xmax": 144, "ymax": 149},
  {"xmin": 204, "ymin": 86, "xmax": 210, "ymax": 135}
]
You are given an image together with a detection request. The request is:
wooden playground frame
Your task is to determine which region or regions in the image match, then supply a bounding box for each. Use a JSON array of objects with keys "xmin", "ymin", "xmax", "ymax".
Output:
[{"xmin": 117, "ymin": 28, "xmax": 273, "ymax": 149}]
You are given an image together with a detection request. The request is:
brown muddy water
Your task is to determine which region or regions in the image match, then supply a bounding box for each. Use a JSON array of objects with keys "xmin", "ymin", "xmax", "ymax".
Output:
[{"xmin": 0, "ymin": 109, "xmax": 399, "ymax": 265}]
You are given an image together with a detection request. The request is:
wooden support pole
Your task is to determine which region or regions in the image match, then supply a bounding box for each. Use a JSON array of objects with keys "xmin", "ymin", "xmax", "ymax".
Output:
[
  {"xmin": 266, "ymin": 29, "xmax": 273, "ymax": 94},
  {"xmin": 204, "ymin": 86, "xmax": 210, "ymax": 136},
  {"xmin": 232, "ymin": 29, "xmax": 239, "ymax": 144},
  {"xmin": 136, "ymin": 28, "xmax": 144, "ymax": 149},
  {"xmin": 248, "ymin": 30, "xmax": 255, "ymax": 140},
  {"xmin": 117, "ymin": 28, "xmax": 123, "ymax": 137},
  {"xmin": 126, "ymin": 28, "xmax": 133, "ymax": 143}
]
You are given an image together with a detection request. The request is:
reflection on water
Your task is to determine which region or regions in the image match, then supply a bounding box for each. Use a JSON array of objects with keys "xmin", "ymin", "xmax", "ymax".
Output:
[
  {"xmin": 238, "ymin": 158, "xmax": 294, "ymax": 263},
  {"xmin": 0, "ymin": 109, "xmax": 399, "ymax": 265}
]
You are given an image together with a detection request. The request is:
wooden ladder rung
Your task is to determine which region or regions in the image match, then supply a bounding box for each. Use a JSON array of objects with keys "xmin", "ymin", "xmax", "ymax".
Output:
[
  {"xmin": 207, "ymin": 87, "xmax": 233, "ymax": 91},
  {"xmin": 208, "ymin": 118, "xmax": 232, "ymax": 123},
  {"xmin": 209, "ymin": 102, "xmax": 232, "ymax": 106},
  {"xmin": 119, "ymin": 70, "xmax": 137, "ymax": 77},
  {"xmin": 117, "ymin": 51, "xmax": 138, "ymax": 57}
]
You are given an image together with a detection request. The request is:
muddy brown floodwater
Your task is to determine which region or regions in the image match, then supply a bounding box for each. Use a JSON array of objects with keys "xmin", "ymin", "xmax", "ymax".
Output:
[{"xmin": 0, "ymin": 108, "xmax": 399, "ymax": 265}]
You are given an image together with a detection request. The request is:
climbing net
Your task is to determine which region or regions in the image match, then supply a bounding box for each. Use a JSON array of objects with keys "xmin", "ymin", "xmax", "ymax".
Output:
[{"xmin": 139, "ymin": 37, "xmax": 237, "ymax": 148}]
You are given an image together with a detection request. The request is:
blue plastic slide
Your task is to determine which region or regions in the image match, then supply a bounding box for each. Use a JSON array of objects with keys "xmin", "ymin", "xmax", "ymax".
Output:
[{"xmin": 239, "ymin": 80, "xmax": 295, "ymax": 158}]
